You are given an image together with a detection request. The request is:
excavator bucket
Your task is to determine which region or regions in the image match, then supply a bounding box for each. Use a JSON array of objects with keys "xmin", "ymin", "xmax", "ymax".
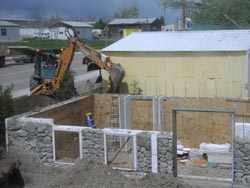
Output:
[{"xmin": 108, "ymin": 63, "xmax": 125, "ymax": 93}]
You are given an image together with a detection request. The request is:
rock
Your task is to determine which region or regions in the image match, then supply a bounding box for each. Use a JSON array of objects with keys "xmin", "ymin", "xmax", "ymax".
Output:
[
  {"xmin": 43, "ymin": 137, "xmax": 51, "ymax": 144},
  {"xmin": 246, "ymin": 176, "xmax": 250, "ymax": 183},
  {"xmin": 16, "ymin": 129, "xmax": 28, "ymax": 137},
  {"xmin": 37, "ymin": 127, "xmax": 44, "ymax": 133}
]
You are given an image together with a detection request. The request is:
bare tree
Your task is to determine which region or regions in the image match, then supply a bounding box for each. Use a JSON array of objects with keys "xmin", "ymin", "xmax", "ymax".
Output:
[
  {"xmin": 114, "ymin": 5, "xmax": 139, "ymax": 18},
  {"xmin": 156, "ymin": 0, "xmax": 174, "ymax": 24}
]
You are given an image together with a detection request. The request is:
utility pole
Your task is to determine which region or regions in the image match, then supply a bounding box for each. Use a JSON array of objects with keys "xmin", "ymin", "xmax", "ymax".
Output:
[{"xmin": 182, "ymin": 0, "xmax": 186, "ymax": 31}]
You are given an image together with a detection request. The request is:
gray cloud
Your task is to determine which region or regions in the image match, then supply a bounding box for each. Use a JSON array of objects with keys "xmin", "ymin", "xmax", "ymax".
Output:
[{"xmin": 0, "ymin": 0, "xmax": 181, "ymax": 23}]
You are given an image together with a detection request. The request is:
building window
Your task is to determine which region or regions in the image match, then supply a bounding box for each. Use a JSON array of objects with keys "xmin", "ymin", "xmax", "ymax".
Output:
[
  {"xmin": 1, "ymin": 28, "xmax": 6, "ymax": 36},
  {"xmin": 59, "ymin": 31, "xmax": 64, "ymax": 35}
]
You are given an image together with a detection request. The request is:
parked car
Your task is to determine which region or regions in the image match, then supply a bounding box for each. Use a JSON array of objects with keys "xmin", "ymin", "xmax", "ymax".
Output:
[
  {"xmin": 13, "ymin": 55, "xmax": 34, "ymax": 63},
  {"xmin": 33, "ymin": 32, "xmax": 50, "ymax": 39}
]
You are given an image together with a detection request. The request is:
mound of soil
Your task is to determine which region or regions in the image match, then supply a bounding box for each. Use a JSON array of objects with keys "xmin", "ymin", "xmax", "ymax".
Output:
[
  {"xmin": 48, "ymin": 158, "xmax": 188, "ymax": 188},
  {"xmin": 13, "ymin": 95, "xmax": 58, "ymax": 115}
]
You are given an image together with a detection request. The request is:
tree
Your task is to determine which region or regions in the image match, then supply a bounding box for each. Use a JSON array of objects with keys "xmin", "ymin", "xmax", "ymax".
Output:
[
  {"xmin": 194, "ymin": 0, "xmax": 250, "ymax": 29},
  {"xmin": 114, "ymin": 6, "xmax": 139, "ymax": 18},
  {"xmin": 93, "ymin": 19, "xmax": 106, "ymax": 29},
  {"xmin": 160, "ymin": 16, "xmax": 165, "ymax": 26},
  {"xmin": 0, "ymin": 86, "xmax": 14, "ymax": 147},
  {"xmin": 51, "ymin": 70, "xmax": 77, "ymax": 101},
  {"xmin": 156, "ymin": 0, "xmax": 197, "ymax": 25},
  {"xmin": 156, "ymin": 0, "xmax": 174, "ymax": 24},
  {"xmin": 44, "ymin": 14, "xmax": 62, "ymax": 27}
]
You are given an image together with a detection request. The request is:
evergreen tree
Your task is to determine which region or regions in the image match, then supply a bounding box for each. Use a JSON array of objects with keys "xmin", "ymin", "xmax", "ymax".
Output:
[{"xmin": 0, "ymin": 86, "xmax": 14, "ymax": 147}]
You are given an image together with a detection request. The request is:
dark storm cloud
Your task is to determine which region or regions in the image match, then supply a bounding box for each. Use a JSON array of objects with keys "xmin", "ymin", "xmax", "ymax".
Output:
[{"xmin": 0, "ymin": 0, "xmax": 180, "ymax": 23}]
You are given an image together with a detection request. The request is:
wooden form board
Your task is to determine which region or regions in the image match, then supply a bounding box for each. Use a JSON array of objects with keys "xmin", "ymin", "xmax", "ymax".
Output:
[
  {"xmin": 95, "ymin": 95, "xmax": 250, "ymax": 148},
  {"xmin": 29, "ymin": 94, "xmax": 250, "ymax": 148},
  {"xmin": 31, "ymin": 96, "xmax": 94, "ymax": 126}
]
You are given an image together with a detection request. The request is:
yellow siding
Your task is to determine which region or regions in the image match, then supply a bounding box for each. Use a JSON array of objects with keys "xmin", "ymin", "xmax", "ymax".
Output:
[
  {"xmin": 105, "ymin": 52, "xmax": 246, "ymax": 98},
  {"xmin": 123, "ymin": 29, "xmax": 141, "ymax": 37}
]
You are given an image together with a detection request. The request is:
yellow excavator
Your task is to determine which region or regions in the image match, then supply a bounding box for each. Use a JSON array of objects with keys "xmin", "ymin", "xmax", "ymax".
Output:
[{"xmin": 29, "ymin": 27, "xmax": 125, "ymax": 95}]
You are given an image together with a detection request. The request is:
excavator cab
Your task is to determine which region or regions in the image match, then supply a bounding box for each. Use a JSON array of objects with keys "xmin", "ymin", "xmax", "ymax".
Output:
[{"xmin": 30, "ymin": 48, "xmax": 63, "ymax": 92}]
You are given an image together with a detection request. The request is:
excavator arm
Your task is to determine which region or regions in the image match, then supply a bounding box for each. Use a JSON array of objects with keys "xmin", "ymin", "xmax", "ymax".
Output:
[
  {"xmin": 74, "ymin": 37, "xmax": 125, "ymax": 93},
  {"xmin": 30, "ymin": 27, "xmax": 125, "ymax": 95}
]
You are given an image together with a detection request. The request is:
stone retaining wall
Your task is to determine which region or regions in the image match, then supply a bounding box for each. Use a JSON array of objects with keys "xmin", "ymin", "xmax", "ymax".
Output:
[
  {"xmin": 137, "ymin": 133, "xmax": 152, "ymax": 173},
  {"xmin": 6, "ymin": 117, "xmax": 174, "ymax": 175},
  {"xmin": 158, "ymin": 134, "xmax": 173, "ymax": 174},
  {"xmin": 136, "ymin": 132, "xmax": 173, "ymax": 174},
  {"xmin": 7, "ymin": 116, "xmax": 250, "ymax": 185},
  {"xmin": 82, "ymin": 128, "xmax": 104, "ymax": 163},
  {"xmin": 6, "ymin": 117, "xmax": 53, "ymax": 163},
  {"xmin": 234, "ymin": 140, "xmax": 250, "ymax": 187}
]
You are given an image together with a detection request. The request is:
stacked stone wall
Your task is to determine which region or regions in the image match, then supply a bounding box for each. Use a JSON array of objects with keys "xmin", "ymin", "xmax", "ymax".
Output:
[
  {"xmin": 158, "ymin": 133, "xmax": 173, "ymax": 174},
  {"xmin": 82, "ymin": 128, "xmax": 104, "ymax": 163},
  {"xmin": 6, "ymin": 117, "xmax": 53, "ymax": 163},
  {"xmin": 137, "ymin": 133, "xmax": 151, "ymax": 172},
  {"xmin": 234, "ymin": 140, "xmax": 250, "ymax": 187}
]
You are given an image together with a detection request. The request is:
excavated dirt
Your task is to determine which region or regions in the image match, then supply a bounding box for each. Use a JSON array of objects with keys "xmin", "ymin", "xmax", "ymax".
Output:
[
  {"xmin": 48, "ymin": 158, "xmax": 188, "ymax": 188},
  {"xmin": 13, "ymin": 95, "xmax": 58, "ymax": 115}
]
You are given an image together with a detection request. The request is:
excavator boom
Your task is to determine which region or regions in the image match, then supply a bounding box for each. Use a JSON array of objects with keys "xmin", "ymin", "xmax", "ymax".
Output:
[{"xmin": 30, "ymin": 27, "xmax": 125, "ymax": 95}]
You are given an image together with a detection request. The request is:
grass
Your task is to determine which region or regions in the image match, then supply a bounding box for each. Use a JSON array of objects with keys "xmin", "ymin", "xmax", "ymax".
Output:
[{"xmin": 9, "ymin": 38, "xmax": 116, "ymax": 50}]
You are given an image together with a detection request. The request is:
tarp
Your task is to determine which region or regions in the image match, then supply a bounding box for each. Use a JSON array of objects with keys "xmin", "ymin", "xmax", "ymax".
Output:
[{"xmin": 199, "ymin": 143, "xmax": 231, "ymax": 154}]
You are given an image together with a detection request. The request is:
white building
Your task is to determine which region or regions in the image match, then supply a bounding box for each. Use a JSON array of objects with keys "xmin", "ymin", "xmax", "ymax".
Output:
[
  {"xmin": 0, "ymin": 21, "xmax": 20, "ymax": 42},
  {"xmin": 50, "ymin": 21, "xmax": 93, "ymax": 40}
]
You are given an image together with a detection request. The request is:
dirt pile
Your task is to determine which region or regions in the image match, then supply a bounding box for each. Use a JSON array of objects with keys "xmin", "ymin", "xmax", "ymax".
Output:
[
  {"xmin": 0, "ymin": 147, "xmax": 25, "ymax": 188},
  {"xmin": 0, "ymin": 147, "xmax": 13, "ymax": 183},
  {"xmin": 48, "ymin": 158, "xmax": 188, "ymax": 188},
  {"xmin": 13, "ymin": 95, "xmax": 58, "ymax": 115}
]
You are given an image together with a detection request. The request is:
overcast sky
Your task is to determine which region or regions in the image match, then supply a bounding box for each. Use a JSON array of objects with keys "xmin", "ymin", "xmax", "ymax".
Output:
[{"xmin": 0, "ymin": 0, "xmax": 182, "ymax": 23}]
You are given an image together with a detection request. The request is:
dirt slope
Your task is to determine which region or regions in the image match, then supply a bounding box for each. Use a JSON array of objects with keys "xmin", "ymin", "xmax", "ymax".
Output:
[{"xmin": 48, "ymin": 158, "xmax": 187, "ymax": 188}]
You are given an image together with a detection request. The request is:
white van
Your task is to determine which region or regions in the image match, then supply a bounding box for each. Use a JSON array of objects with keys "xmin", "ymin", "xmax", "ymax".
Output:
[{"xmin": 33, "ymin": 32, "xmax": 50, "ymax": 39}]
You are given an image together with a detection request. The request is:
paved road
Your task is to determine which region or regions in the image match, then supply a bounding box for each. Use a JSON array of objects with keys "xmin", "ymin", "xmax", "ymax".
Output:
[{"xmin": 0, "ymin": 52, "xmax": 101, "ymax": 98}]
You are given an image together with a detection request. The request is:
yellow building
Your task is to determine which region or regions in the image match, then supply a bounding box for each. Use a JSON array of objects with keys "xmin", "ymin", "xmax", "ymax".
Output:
[
  {"xmin": 123, "ymin": 28, "xmax": 141, "ymax": 37},
  {"xmin": 102, "ymin": 30, "xmax": 250, "ymax": 99}
]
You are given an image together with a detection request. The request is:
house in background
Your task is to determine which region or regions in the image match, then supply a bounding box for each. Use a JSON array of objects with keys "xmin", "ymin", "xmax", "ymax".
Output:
[
  {"xmin": 0, "ymin": 20, "xmax": 20, "ymax": 42},
  {"xmin": 0, "ymin": 18, "xmax": 42, "ymax": 39},
  {"xmin": 50, "ymin": 21, "xmax": 93, "ymax": 40},
  {"xmin": 107, "ymin": 18, "xmax": 162, "ymax": 37},
  {"xmin": 102, "ymin": 30, "xmax": 250, "ymax": 99}
]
